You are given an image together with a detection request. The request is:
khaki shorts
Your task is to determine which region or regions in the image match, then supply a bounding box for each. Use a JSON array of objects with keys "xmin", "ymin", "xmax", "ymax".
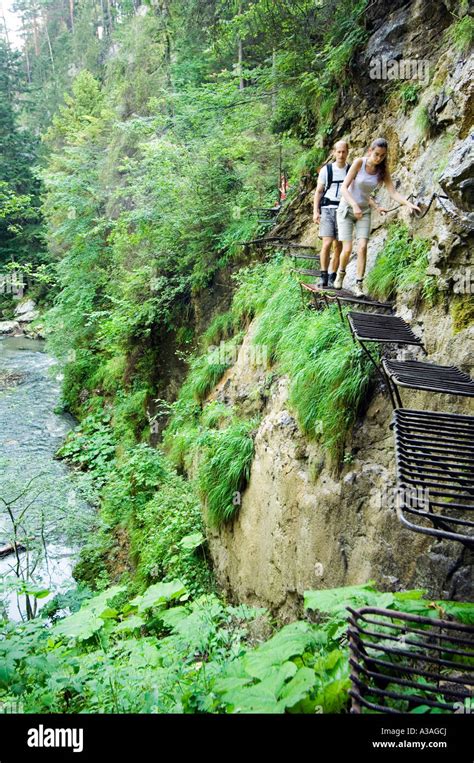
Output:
[
  {"xmin": 336, "ymin": 205, "xmax": 372, "ymax": 241},
  {"xmin": 319, "ymin": 206, "xmax": 339, "ymax": 239}
]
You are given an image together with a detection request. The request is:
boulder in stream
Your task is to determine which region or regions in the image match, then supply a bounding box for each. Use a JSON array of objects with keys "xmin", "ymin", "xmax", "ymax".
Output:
[
  {"xmin": 14, "ymin": 299, "xmax": 39, "ymax": 323},
  {"xmin": 0, "ymin": 320, "xmax": 21, "ymax": 335}
]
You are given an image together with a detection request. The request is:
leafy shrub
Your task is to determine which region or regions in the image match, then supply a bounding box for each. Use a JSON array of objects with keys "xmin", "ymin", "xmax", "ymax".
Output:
[
  {"xmin": 100, "ymin": 443, "xmax": 168, "ymax": 526},
  {"xmin": 396, "ymin": 82, "xmax": 421, "ymax": 113},
  {"xmin": 57, "ymin": 407, "xmax": 116, "ymax": 486},
  {"xmin": 132, "ymin": 471, "xmax": 213, "ymax": 596},
  {"xmin": 2, "ymin": 582, "xmax": 471, "ymax": 714},
  {"xmin": 112, "ymin": 387, "xmax": 150, "ymax": 447}
]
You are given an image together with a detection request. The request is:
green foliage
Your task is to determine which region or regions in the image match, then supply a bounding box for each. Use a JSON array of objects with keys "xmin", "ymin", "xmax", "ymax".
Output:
[
  {"xmin": 2, "ymin": 582, "xmax": 471, "ymax": 714},
  {"xmin": 366, "ymin": 224, "xmax": 435, "ymax": 303},
  {"xmin": 132, "ymin": 471, "xmax": 213, "ymax": 596},
  {"xmin": 249, "ymin": 273, "xmax": 374, "ymax": 462},
  {"xmin": 185, "ymin": 344, "xmax": 235, "ymax": 404},
  {"xmin": 214, "ymin": 621, "xmax": 349, "ymax": 713},
  {"xmin": 0, "ymin": 39, "xmax": 44, "ymax": 266},
  {"xmin": 112, "ymin": 388, "xmax": 150, "ymax": 447},
  {"xmin": 395, "ymin": 82, "xmax": 421, "ymax": 113},
  {"xmin": 57, "ymin": 406, "xmax": 117, "ymax": 486},
  {"xmin": 202, "ymin": 311, "xmax": 236, "ymax": 348},
  {"xmin": 448, "ymin": 14, "xmax": 474, "ymax": 52},
  {"xmin": 100, "ymin": 443, "xmax": 168, "ymax": 526},
  {"xmin": 198, "ymin": 418, "xmax": 257, "ymax": 526},
  {"xmin": 231, "ymin": 257, "xmax": 287, "ymax": 325},
  {"xmin": 58, "ymin": 407, "xmax": 212, "ymax": 595},
  {"xmin": 228, "ymin": 0, "xmax": 368, "ymax": 141}
]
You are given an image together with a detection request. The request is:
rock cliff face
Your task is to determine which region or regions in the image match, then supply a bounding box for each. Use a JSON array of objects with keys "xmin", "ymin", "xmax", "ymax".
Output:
[{"xmin": 204, "ymin": 0, "xmax": 474, "ymax": 619}]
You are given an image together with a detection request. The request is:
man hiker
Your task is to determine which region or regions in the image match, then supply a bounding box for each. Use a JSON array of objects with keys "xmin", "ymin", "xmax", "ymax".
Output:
[{"xmin": 313, "ymin": 140, "xmax": 350, "ymax": 288}]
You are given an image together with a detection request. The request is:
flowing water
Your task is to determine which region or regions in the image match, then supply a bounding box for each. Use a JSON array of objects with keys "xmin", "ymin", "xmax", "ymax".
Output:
[{"xmin": 0, "ymin": 335, "xmax": 95, "ymax": 621}]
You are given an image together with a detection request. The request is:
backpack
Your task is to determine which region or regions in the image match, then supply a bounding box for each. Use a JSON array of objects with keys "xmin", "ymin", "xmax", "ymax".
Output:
[{"xmin": 319, "ymin": 162, "xmax": 351, "ymax": 211}]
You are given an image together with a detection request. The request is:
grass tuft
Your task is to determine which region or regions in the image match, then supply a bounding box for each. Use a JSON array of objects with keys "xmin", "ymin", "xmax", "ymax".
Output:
[
  {"xmin": 366, "ymin": 224, "xmax": 435, "ymax": 303},
  {"xmin": 198, "ymin": 418, "xmax": 257, "ymax": 527}
]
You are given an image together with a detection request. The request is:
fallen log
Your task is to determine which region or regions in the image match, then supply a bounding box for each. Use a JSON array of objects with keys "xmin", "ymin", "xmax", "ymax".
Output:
[{"xmin": 0, "ymin": 542, "xmax": 26, "ymax": 558}]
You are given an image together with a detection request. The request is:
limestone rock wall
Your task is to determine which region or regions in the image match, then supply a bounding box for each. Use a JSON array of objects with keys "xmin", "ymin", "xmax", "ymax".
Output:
[{"xmin": 204, "ymin": 0, "xmax": 474, "ymax": 618}]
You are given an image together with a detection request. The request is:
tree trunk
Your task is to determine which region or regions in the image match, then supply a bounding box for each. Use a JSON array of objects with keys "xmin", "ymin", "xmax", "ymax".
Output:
[{"xmin": 237, "ymin": 4, "xmax": 244, "ymax": 90}]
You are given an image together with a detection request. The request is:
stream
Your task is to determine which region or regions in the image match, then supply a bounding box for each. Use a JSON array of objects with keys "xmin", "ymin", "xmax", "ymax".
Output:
[{"xmin": 0, "ymin": 335, "xmax": 95, "ymax": 621}]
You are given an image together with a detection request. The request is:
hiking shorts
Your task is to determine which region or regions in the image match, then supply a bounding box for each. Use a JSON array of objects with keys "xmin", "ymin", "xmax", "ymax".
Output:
[
  {"xmin": 336, "ymin": 204, "xmax": 372, "ymax": 241},
  {"xmin": 319, "ymin": 206, "xmax": 339, "ymax": 239}
]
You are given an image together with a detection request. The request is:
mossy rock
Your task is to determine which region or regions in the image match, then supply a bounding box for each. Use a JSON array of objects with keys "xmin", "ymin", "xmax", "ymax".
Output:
[{"xmin": 451, "ymin": 295, "xmax": 474, "ymax": 334}]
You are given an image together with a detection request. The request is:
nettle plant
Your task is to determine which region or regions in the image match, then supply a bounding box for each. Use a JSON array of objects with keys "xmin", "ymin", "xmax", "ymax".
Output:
[{"xmin": 1, "ymin": 582, "xmax": 471, "ymax": 714}]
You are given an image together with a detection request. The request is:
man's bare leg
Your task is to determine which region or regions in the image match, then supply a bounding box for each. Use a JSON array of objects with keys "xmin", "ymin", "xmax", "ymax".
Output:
[
  {"xmin": 329, "ymin": 240, "xmax": 342, "ymax": 284},
  {"xmin": 319, "ymin": 237, "xmax": 334, "ymax": 287}
]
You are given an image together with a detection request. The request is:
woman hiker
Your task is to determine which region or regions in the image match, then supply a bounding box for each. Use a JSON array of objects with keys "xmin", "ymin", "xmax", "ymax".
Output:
[
  {"xmin": 313, "ymin": 140, "xmax": 351, "ymax": 288},
  {"xmin": 334, "ymin": 137, "xmax": 420, "ymax": 297}
]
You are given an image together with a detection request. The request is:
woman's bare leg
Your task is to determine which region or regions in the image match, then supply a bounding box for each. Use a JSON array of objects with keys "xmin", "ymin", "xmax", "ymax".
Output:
[
  {"xmin": 338, "ymin": 240, "xmax": 353, "ymax": 272},
  {"xmin": 356, "ymin": 239, "xmax": 368, "ymax": 279}
]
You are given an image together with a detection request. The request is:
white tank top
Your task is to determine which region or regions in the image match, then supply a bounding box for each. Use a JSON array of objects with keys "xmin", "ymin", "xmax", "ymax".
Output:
[{"xmin": 341, "ymin": 157, "xmax": 381, "ymax": 211}]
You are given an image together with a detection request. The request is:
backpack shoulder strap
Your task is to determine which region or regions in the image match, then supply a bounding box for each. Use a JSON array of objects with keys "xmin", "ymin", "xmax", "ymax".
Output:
[{"xmin": 325, "ymin": 162, "xmax": 333, "ymax": 193}]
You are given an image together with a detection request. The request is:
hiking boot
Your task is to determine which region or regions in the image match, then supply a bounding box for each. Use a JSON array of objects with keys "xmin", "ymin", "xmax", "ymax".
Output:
[
  {"xmin": 354, "ymin": 279, "xmax": 365, "ymax": 298},
  {"xmin": 328, "ymin": 271, "xmax": 337, "ymax": 287},
  {"xmin": 333, "ymin": 270, "xmax": 346, "ymax": 289},
  {"xmin": 318, "ymin": 271, "xmax": 328, "ymax": 288}
]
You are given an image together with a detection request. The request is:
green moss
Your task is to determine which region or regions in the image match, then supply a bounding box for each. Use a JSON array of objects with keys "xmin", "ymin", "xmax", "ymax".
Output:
[{"xmin": 451, "ymin": 295, "xmax": 474, "ymax": 334}]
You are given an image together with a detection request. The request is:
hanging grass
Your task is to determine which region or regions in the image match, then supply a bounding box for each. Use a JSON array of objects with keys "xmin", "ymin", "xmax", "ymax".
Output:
[
  {"xmin": 366, "ymin": 223, "xmax": 435, "ymax": 302},
  {"xmin": 252, "ymin": 274, "xmax": 303, "ymax": 362},
  {"xmin": 231, "ymin": 255, "xmax": 288, "ymax": 325},
  {"xmin": 266, "ymin": 305, "xmax": 375, "ymax": 463},
  {"xmin": 202, "ymin": 311, "xmax": 236, "ymax": 348},
  {"xmin": 198, "ymin": 419, "xmax": 257, "ymax": 527}
]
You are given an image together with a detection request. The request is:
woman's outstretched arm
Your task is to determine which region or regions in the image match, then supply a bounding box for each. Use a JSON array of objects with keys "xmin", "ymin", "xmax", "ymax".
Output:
[{"xmin": 383, "ymin": 168, "xmax": 421, "ymax": 212}]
